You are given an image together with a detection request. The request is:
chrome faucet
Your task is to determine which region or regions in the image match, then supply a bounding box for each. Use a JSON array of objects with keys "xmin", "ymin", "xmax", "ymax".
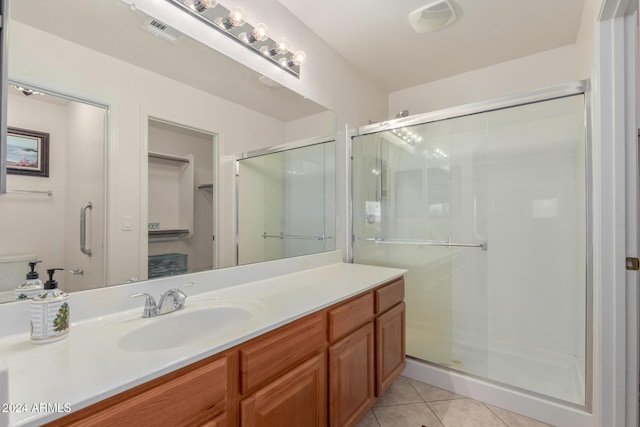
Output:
[{"xmin": 130, "ymin": 282, "xmax": 193, "ymax": 318}]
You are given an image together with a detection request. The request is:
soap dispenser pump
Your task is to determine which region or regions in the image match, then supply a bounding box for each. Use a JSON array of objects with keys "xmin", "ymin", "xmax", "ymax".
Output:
[
  {"xmin": 30, "ymin": 268, "xmax": 70, "ymax": 344},
  {"xmin": 15, "ymin": 261, "xmax": 44, "ymax": 300}
]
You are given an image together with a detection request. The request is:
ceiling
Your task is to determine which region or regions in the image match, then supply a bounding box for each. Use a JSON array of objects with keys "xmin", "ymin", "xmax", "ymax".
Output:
[
  {"xmin": 9, "ymin": 0, "xmax": 326, "ymax": 122},
  {"xmin": 10, "ymin": 0, "xmax": 587, "ymax": 113},
  {"xmin": 277, "ymin": 0, "xmax": 587, "ymax": 92}
]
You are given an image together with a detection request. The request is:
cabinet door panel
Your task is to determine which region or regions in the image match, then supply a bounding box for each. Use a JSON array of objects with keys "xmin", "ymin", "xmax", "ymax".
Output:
[
  {"xmin": 241, "ymin": 353, "xmax": 326, "ymax": 427},
  {"xmin": 376, "ymin": 302, "xmax": 406, "ymax": 396},
  {"xmin": 329, "ymin": 323, "xmax": 374, "ymax": 427}
]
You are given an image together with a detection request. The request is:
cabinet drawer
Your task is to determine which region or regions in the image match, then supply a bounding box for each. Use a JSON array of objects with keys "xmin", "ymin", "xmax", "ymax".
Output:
[
  {"xmin": 240, "ymin": 312, "xmax": 324, "ymax": 394},
  {"xmin": 60, "ymin": 356, "xmax": 232, "ymax": 427},
  {"xmin": 375, "ymin": 278, "xmax": 405, "ymax": 314},
  {"xmin": 328, "ymin": 292, "xmax": 374, "ymax": 342}
]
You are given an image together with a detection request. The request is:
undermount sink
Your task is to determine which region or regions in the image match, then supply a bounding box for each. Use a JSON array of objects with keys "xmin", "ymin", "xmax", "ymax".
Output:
[{"xmin": 117, "ymin": 300, "xmax": 262, "ymax": 352}]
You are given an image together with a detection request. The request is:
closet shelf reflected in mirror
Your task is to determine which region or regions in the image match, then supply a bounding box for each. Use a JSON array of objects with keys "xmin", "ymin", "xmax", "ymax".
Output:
[
  {"xmin": 149, "ymin": 229, "xmax": 190, "ymax": 237},
  {"xmin": 148, "ymin": 151, "xmax": 191, "ymax": 163},
  {"xmin": 148, "ymin": 150, "xmax": 195, "ymax": 238}
]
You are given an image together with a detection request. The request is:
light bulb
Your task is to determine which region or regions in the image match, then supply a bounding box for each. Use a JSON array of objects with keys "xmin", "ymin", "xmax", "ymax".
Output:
[
  {"xmin": 240, "ymin": 23, "xmax": 269, "ymax": 44},
  {"xmin": 185, "ymin": 0, "xmax": 217, "ymax": 13},
  {"xmin": 228, "ymin": 7, "xmax": 246, "ymax": 27},
  {"xmin": 259, "ymin": 46, "xmax": 270, "ymax": 56},
  {"xmin": 252, "ymin": 23, "xmax": 269, "ymax": 42},
  {"xmin": 274, "ymin": 37, "xmax": 290, "ymax": 55},
  {"xmin": 291, "ymin": 50, "xmax": 307, "ymax": 66}
]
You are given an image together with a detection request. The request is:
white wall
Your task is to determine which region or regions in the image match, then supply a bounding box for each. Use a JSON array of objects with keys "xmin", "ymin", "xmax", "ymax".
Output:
[
  {"xmin": 284, "ymin": 111, "xmax": 336, "ymax": 144},
  {"xmin": 9, "ymin": 20, "xmax": 288, "ymax": 283},
  {"xmin": 388, "ymin": 45, "xmax": 579, "ymax": 118},
  {"xmin": 576, "ymin": 0, "xmax": 603, "ymax": 79}
]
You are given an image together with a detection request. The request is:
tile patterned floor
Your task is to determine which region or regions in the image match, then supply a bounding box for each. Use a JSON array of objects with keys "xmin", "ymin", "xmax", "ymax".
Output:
[{"xmin": 355, "ymin": 376, "xmax": 553, "ymax": 427}]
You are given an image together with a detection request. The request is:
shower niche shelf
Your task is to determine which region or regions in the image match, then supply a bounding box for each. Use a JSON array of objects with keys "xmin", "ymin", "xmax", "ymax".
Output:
[{"xmin": 148, "ymin": 151, "xmax": 194, "ymax": 239}]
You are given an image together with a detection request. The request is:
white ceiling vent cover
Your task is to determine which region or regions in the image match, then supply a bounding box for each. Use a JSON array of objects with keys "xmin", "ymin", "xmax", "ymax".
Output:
[
  {"xmin": 140, "ymin": 17, "xmax": 184, "ymax": 43},
  {"xmin": 409, "ymin": 0, "xmax": 457, "ymax": 34}
]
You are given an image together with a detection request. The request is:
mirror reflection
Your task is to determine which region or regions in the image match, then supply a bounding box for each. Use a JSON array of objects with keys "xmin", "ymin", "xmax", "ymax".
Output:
[
  {"xmin": 1, "ymin": 89, "xmax": 107, "ymax": 302},
  {"xmin": 147, "ymin": 119, "xmax": 216, "ymax": 278},
  {"xmin": 237, "ymin": 141, "xmax": 335, "ymax": 265},
  {"xmin": 0, "ymin": 0, "xmax": 336, "ymax": 303}
]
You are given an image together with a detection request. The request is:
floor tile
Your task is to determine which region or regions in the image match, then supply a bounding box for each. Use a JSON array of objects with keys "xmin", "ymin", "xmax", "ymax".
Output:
[
  {"xmin": 374, "ymin": 376, "xmax": 424, "ymax": 407},
  {"xmin": 407, "ymin": 377, "xmax": 466, "ymax": 402},
  {"xmin": 428, "ymin": 398, "xmax": 507, "ymax": 427},
  {"xmin": 373, "ymin": 403, "xmax": 444, "ymax": 427},
  {"xmin": 485, "ymin": 404, "xmax": 554, "ymax": 427},
  {"xmin": 354, "ymin": 409, "xmax": 381, "ymax": 427}
]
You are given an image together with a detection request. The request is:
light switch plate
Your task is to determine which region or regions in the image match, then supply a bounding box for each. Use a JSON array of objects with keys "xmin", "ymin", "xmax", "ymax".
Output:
[{"xmin": 123, "ymin": 216, "xmax": 133, "ymax": 231}]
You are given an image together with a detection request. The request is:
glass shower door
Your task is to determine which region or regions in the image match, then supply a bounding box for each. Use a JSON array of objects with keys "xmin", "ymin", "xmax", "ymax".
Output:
[
  {"xmin": 352, "ymin": 93, "xmax": 587, "ymax": 406},
  {"xmin": 352, "ymin": 115, "xmax": 490, "ymax": 369}
]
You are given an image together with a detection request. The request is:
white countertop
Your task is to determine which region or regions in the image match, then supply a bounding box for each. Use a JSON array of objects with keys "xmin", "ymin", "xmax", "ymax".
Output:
[{"xmin": 0, "ymin": 254, "xmax": 404, "ymax": 426}]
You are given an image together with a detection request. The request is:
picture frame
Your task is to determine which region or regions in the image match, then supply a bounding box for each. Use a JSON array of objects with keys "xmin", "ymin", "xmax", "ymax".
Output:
[{"xmin": 6, "ymin": 127, "xmax": 49, "ymax": 177}]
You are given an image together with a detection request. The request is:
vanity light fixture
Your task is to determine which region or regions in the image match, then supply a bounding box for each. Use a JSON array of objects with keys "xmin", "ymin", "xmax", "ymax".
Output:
[
  {"xmin": 214, "ymin": 7, "xmax": 246, "ymax": 30},
  {"xmin": 168, "ymin": 0, "xmax": 307, "ymax": 78},
  {"xmin": 13, "ymin": 85, "xmax": 44, "ymax": 96},
  {"xmin": 240, "ymin": 23, "xmax": 269, "ymax": 44},
  {"xmin": 186, "ymin": 0, "xmax": 217, "ymax": 13},
  {"xmin": 391, "ymin": 127, "xmax": 421, "ymax": 146},
  {"xmin": 260, "ymin": 37, "xmax": 289, "ymax": 57}
]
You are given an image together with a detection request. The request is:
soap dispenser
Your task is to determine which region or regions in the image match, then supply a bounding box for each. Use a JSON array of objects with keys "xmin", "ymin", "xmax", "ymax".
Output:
[
  {"xmin": 14, "ymin": 260, "xmax": 44, "ymax": 301},
  {"xmin": 30, "ymin": 268, "xmax": 69, "ymax": 344}
]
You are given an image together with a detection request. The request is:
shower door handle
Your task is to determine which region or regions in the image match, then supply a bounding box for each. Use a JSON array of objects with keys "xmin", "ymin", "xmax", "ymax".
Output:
[
  {"xmin": 356, "ymin": 237, "xmax": 488, "ymax": 251},
  {"xmin": 80, "ymin": 202, "xmax": 92, "ymax": 257}
]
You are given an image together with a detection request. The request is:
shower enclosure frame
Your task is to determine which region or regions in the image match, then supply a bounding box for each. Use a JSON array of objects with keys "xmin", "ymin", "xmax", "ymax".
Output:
[{"xmin": 348, "ymin": 79, "xmax": 593, "ymax": 413}]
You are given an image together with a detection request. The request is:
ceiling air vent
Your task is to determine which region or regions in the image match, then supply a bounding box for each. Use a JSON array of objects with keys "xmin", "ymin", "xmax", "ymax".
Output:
[
  {"xmin": 140, "ymin": 17, "xmax": 184, "ymax": 43},
  {"xmin": 409, "ymin": 0, "xmax": 457, "ymax": 34}
]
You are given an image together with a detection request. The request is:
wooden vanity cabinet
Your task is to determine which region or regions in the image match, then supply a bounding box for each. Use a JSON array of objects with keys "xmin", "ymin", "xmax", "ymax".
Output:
[
  {"xmin": 241, "ymin": 353, "xmax": 326, "ymax": 426},
  {"xmin": 327, "ymin": 277, "xmax": 405, "ymax": 426},
  {"xmin": 327, "ymin": 292, "xmax": 375, "ymax": 426},
  {"xmin": 46, "ymin": 276, "xmax": 405, "ymax": 427},
  {"xmin": 239, "ymin": 312, "xmax": 327, "ymax": 426},
  {"xmin": 375, "ymin": 302, "xmax": 406, "ymax": 395},
  {"xmin": 46, "ymin": 351, "xmax": 238, "ymax": 427},
  {"xmin": 329, "ymin": 322, "xmax": 375, "ymax": 427},
  {"xmin": 374, "ymin": 278, "xmax": 406, "ymax": 397}
]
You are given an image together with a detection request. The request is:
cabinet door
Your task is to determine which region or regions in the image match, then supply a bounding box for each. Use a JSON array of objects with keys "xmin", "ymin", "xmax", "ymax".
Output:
[
  {"xmin": 241, "ymin": 353, "xmax": 326, "ymax": 427},
  {"xmin": 376, "ymin": 302, "xmax": 406, "ymax": 396},
  {"xmin": 329, "ymin": 322, "xmax": 374, "ymax": 427}
]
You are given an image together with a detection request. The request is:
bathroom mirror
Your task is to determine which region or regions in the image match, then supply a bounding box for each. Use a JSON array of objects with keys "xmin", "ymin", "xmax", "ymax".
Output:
[
  {"xmin": 236, "ymin": 140, "xmax": 336, "ymax": 265},
  {"xmin": 0, "ymin": 0, "xmax": 336, "ymax": 303}
]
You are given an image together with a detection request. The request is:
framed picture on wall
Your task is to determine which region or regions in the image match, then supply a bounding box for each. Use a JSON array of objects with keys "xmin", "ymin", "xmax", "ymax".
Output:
[{"xmin": 6, "ymin": 127, "xmax": 49, "ymax": 177}]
